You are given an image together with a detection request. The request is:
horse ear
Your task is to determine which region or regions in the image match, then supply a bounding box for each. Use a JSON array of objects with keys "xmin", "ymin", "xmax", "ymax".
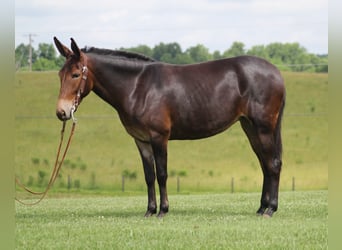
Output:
[
  {"xmin": 53, "ymin": 37, "xmax": 72, "ymax": 58},
  {"xmin": 70, "ymin": 38, "xmax": 81, "ymax": 60}
]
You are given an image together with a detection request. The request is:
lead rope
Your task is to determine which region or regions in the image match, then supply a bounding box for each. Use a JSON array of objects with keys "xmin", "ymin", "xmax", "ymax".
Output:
[
  {"xmin": 15, "ymin": 59, "xmax": 87, "ymax": 205},
  {"xmin": 15, "ymin": 115, "xmax": 77, "ymax": 206}
]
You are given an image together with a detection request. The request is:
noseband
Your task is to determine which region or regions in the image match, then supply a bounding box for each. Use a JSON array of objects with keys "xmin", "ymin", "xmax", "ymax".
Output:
[{"xmin": 71, "ymin": 57, "xmax": 88, "ymax": 122}]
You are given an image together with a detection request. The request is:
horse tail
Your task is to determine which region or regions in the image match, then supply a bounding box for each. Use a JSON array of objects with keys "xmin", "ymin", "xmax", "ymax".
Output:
[{"xmin": 274, "ymin": 96, "xmax": 285, "ymax": 160}]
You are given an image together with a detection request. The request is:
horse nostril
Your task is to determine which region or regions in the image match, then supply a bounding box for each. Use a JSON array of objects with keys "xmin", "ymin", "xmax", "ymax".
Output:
[{"xmin": 56, "ymin": 109, "xmax": 67, "ymax": 121}]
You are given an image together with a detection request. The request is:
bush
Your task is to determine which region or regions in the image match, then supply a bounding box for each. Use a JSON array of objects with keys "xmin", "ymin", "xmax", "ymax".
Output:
[{"xmin": 122, "ymin": 169, "xmax": 137, "ymax": 180}]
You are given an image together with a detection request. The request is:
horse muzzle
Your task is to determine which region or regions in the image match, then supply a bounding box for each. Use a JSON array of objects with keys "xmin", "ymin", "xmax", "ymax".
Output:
[{"xmin": 56, "ymin": 99, "xmax": 75, "ymax": 121}]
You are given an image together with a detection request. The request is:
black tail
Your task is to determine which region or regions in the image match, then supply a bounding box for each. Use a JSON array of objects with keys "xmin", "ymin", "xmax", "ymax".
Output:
[{"xmin": 274, "ymin": 97, "xmax": 285, "ymax": 159}]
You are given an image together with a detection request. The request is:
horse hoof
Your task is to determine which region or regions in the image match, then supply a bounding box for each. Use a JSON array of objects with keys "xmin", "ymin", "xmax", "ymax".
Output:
[
  {"xmin": 256, "ymin": 210, "xmax": 264, "ymax": 216},
  {"xmin": 144, "ymin": 210, "xmax": 156, "ymax": 217},
  {"xmin": 157, "ymin": 213, "xmax": 165, "ymax": 218},
  {"xmin": 263, "ymin": 208, "xmax": 274, "ymax": 218},
  {"xmin": 262, "ymin": 213, "xmax": 272, "ymax": 219},
  {"xmin": 157, "ymin": 211, "xmax": 167, "ymax": 218},
  {"xmin": 256, "ymin": 207, "xmax": 266, "ymax": 216}
]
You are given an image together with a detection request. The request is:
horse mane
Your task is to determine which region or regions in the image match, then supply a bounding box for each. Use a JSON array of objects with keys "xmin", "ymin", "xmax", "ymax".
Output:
[{"xmin": 82, "ymin": 47, "xmax": 156, "ymax": 62}]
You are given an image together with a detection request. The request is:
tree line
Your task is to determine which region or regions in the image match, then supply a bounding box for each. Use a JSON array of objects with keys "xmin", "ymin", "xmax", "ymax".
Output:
[{"xmin": 15, "ymin": 41, "xmax": 327, "ymax": 72}]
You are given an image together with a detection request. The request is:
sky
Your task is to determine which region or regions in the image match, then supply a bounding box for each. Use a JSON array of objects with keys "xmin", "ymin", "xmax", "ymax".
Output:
[{"xmin": 15, "ymin": 0, "xmax": 328, "ymax": 54}]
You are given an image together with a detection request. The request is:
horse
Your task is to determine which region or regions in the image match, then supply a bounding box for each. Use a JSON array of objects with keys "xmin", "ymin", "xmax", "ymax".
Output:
[{"xmin": 54, "ymin": 37, "xmax": 285, "ymax": 218}]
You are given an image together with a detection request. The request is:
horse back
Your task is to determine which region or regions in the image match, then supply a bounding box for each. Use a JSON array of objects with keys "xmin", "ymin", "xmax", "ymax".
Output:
[{"xmin": 130, "ymin": 56, "xmax": 284, "ymax": 140}]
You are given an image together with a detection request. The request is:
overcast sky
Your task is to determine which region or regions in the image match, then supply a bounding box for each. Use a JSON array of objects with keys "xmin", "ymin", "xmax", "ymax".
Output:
[{"xmin": 15, "ymin": 0, "xmax": 328, "ymax": 54}]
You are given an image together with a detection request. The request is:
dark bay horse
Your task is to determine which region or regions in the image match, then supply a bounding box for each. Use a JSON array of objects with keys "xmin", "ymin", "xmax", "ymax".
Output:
[{"xmin": 54, "ymin": 37, "xmax": 285, "ymax": 218}]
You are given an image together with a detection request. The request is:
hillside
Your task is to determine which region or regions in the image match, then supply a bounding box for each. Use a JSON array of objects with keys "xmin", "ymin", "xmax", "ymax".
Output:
[{"xmin": 14, "ymin": 71, "xmax": 328, "ymax": 193}]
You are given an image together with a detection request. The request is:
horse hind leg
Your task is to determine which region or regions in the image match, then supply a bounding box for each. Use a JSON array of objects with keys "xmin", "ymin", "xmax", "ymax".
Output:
[
  {"xmin": 240, "ymin": 116, "xmax": 283, "ymax": 217},
  {"xmin": 261, "ymin": 100, "xmax": 284, "ymax": 217},
  {"xmin": 239, "ymin": 117, "xmax": 269, "ymax": 214},
  {"xmin": 256, "ymin": 127, "xmax": 282, "ymax": 218}
]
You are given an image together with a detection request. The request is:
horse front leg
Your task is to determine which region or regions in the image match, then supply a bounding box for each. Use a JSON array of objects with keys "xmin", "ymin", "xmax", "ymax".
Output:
[
  {"xmin": 135, "ymin": 139, "xmax": 157, "ymax": 217},
  {"xmin": 150, "ymin": 134, "xmax": 169, "ymax": 218}
]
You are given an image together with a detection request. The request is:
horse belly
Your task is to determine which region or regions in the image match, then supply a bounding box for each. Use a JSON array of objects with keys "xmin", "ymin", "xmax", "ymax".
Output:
[
  {"xmin": 169, "ymin": 104, "xmax": 240, "ymax": 140},
  {"xmin": 168, "ymin": 79, "xmax": 241, "ymax": 140}
]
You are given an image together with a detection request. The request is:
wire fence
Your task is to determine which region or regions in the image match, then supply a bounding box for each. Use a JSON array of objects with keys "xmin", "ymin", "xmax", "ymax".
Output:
[
  {"xmin": 15, "ymin": 112, "xmax": 327, "ymax": 120},
  {"xmin": 15, "ymin": 105, "xmax": 327, "ymax": 193},
  {"xmin": 20, "ymin": 171, "xmax": 308, "ymax": 195}
]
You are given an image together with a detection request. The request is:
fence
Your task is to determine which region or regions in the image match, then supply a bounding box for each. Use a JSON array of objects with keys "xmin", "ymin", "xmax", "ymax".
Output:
[
  {"xmin": 15, "ymin": 111, "xmax": 327, "ymax": 193},
  {"xmin": 62, "ymin": 174, "xmax": 299, "ymax": 194}
]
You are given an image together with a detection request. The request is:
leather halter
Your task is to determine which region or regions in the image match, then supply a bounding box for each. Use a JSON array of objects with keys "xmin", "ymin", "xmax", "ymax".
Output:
[{"xmin": 71, "ymin": 56, "xmax": 88, "ymax": 122}]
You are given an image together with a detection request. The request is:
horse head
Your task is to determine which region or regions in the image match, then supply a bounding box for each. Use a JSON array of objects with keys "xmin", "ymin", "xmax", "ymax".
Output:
[{"xmin": 54, "ymin": 37, "xmax": 93, "ymax": 121}]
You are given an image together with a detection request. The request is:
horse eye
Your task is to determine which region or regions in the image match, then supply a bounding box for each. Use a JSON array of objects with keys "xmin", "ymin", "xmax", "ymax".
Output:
[{"xmin": 72, "ymin": 73, "xmax": 80, "ymax": 79}]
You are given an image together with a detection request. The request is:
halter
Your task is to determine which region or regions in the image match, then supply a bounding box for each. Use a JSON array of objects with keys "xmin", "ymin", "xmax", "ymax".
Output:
[{"xmin": 71, "ymin": 57, "xmax": 88, "ymax": 122}]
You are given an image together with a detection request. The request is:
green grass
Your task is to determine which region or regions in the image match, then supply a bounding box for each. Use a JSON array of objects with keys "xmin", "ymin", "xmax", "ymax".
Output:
[
  {"xmin": 15, "ymin": 191, "xmax": 327, "ymax": 249},
  {"xmin": 14, "ymin": 71, "xmax": 328, "ymax": 193}
]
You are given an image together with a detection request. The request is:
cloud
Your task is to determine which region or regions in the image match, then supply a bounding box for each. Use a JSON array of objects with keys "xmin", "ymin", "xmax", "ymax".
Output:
[{"xmin": 15, "ymin": 0, "xmax": 328, "ymax": 54}]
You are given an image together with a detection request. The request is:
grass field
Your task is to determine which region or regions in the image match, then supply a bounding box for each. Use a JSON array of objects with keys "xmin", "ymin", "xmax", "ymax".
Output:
[
  {"xmin": 15, "ymin": 190, "xmax": 327, "ymax": 249},
  {"xmin": 14, "ymin": 71, "xmax": 327, "ymax": 193},
  {"xmin": 14, "ymin": 71, "xmax": 328, "ymax": 248}
]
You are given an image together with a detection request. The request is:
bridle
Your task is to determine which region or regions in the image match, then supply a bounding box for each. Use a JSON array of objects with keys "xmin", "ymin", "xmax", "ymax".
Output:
[
  {"xmin": 71, "ymin": 57, "xmax": 88, "ymax": 122},
  {"xmin": 15, "ymin": 56, "xmax": 88, "ymax": 205}
]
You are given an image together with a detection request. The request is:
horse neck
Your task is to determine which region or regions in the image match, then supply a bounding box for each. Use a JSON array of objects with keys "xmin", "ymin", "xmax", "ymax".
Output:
[{"xmin": 87, "ymin": 54, "xmax": 149, "ymax": 112}]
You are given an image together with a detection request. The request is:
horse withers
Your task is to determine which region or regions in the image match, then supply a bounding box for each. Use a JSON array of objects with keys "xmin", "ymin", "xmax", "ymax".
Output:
[{"xmin": 54, "ymin": 37, "xmax": 285, "ymax": 218}]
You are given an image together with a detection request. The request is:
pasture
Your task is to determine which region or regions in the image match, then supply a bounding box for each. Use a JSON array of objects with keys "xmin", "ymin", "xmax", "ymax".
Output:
[
  {"xmin": 15, "ymin": 71, "xmax": 327, "ymax": 249},
  {"xmin": 14, "ymin": 71, "xmax": 327, "ymax": 193},
  {"xmin": 15, "ymin": 191, "xmax": 327, "ymax": 249}
]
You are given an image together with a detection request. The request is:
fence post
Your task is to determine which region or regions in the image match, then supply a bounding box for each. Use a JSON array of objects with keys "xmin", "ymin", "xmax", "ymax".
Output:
[
  {"xmin": 292, "ymin": 176, "xmax": 295, "ymax": 191},
  {"xmin": 231, "ymin": 177, "xmax": 234, "ymax": 193},
  {"xmin": 122, "ymin": 175, "xmax": 125, "ymax": 192},
  {"xmin": 67, "ymin": 175, "xmax": 71, "ymax": 190},
  {"xmin": 177, "ymin": 176, "xmax": 180, "ymax": 193}
]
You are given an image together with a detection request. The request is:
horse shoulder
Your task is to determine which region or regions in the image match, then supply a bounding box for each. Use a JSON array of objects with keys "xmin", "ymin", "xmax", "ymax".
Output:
[{"xmin": 121, "ymin": 63, "xmax": 171, "ymax": 137}]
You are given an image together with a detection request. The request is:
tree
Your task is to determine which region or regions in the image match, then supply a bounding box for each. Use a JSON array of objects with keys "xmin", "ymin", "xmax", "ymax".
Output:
[
  {"xmin": 186, "ymin": 44, "xmax": 212, "ymax": 62},
  {"xmin": 153, "ymin": 42, "xmax": 183, "ymax": 62},
  {"xmin": 265, "ymin": 43, "xmax": 286, "ymax": 63},
  {"xmin": 282, "ymin": 43, "xmax": 307, "ymax": 63},
  {"xmin": 212, "ymin": 50, "xmax": 223, "ymax": 60},
  {"xmin": 36, "ymin": 43, "xmax": 56, "ymax": 61},
  {"xmin": 223, "ymin": 41, "xmax": 245, "ymax": 57},
  {"xmin": 173, "ymin": 53, "xmax": 194, "ymax": 64},
  {"xmin": 31, "ymin": 43, "xmax": 61, "ymax": 71},
  {"xmin": 55, "ymin": 55, "xmax": 65, "ymax": 69},
  {"xmin": 15, "ymin": 41, "xmax": 327, "ymax": 73},
  {"xmin": 315, "ymin": 55, "xmax": 328, "ymax": 73},
  {"xmin": 32, "ymin": 58, "xmax": 58, "ymax": 71},
  {"xmin": 265, "ymin": 42, "xmax": 309, "ymax": 71},
  {"xmin": 124, "ymin": 45, "xmax": 153, "ymax": 58},
  {"xmin": 15, "ymin": 43, "xmax": 37, "ymax": 70},
  {"xmin": 247, "ymin": 45, "xmax": 268, "ymax": 59},
  {"xmin": 166, "ymin": 43, "xmax": 183, "ymax": 59}
]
